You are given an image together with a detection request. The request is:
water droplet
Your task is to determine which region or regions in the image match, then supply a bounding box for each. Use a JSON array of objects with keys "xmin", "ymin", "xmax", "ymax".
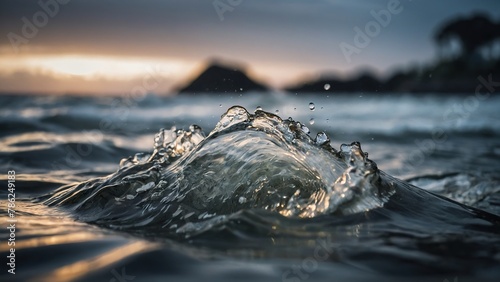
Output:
[
  {"xmin": 324, "ymin": 84, "xmax": 330, "ymax": 90},
  {"xmin": 240, "ymin": 88, "xmax": 243, "ymax": 91},
  {"xmin": 256, "ymin": 106, "xmax": 262, "ymax": 111},
  {"xmin": 309, "ymin": 102, "xmax": 315, "ymax": 111},
  {"xmin": 239, "ymin": 196, "xmax": 247, "ymax": 204},
  {"xmin": 275, "ymin": 109, "xmax": 280, "ymax": 114},
  {"xmin": 293, "ymin": 107, "xmax": 296, "ymax": 111},
  {"xmin": 309, "ymin": 118, "xmax": 315, "ymax": 125},
  {"xmin": 219, "ymin": 104, "xmax": 222, "ymax": 107}
]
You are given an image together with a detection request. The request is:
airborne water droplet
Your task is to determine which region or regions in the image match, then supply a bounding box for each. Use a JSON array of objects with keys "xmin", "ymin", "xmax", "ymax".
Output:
[
  {"xmin": 309, "ymin": 102, "xmax": 315, "ymax": 111},
  {"xmin": 239, "ymin": 196, "xmax": 247, "ymax": 204},
  {"xmin": 309, "ymin": 118, "xmax": 315, "ymax": 125},
  {"xmin": 256, "ymin": 106, "xmax": 262, "ymax": 111},
  {"xmin": 324, "ymin": 84, "xmax": 330, "ymax": 90},
  {"xmin": 219, "ymin": 104, "xmax": 222, "ymax": 107}
]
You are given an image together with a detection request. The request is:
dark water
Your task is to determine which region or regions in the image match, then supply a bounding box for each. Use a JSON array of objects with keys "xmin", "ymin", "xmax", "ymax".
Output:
[{"xmin": 0, "ymin": 93, "xmax": 499, "ymax": 282}]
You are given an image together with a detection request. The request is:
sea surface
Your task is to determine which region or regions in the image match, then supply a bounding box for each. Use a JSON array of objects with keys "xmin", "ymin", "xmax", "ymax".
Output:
[{"xmin": 0, "ymin": 92, "xmax": 499, "ymax": 282}]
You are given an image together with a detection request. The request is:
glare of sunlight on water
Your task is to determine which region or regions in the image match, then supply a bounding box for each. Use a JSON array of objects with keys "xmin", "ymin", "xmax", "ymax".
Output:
[
  {"xmin": 40, "ymin": 241, "xmax": 158, "ymax": 282},
  {"xmin": 0, "ymin": 232, "xmax": 99, "ymax": 252}
]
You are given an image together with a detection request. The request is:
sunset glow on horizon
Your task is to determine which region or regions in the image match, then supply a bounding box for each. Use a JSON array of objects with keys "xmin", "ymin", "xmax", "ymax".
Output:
[
  {"xmin": 0, "ymin": 54, "xmax": 193, "ymax": 79},
  {"xmin": 0, "ymin": 50, "xmax": 340, "ymax": 95}
]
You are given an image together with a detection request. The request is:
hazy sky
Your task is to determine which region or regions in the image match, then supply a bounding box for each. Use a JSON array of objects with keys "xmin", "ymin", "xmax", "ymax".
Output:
[{"xmin": 1, "ymin": 0, "xmax": 499, "ymax": 95}]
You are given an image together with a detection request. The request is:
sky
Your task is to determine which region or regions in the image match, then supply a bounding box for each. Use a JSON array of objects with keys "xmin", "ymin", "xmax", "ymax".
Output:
[{"xmin": 1, "ymin": 0, "xmax": 499, "ymax": 95}]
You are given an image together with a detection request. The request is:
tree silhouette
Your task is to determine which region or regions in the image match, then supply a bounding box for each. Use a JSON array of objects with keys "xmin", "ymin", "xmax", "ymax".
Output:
[{"xmin": 434, "ymin": 13, "xmax": 500, "ymax": 60}]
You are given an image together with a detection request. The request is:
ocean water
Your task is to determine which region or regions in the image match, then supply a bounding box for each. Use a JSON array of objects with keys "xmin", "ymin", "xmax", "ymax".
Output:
[{"xmin": 0, "ymin": 92, "xmax": 499, "ymax": 282}]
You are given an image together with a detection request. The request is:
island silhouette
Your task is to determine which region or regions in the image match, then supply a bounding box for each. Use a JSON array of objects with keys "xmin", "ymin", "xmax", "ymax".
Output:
[
  {"xmin": 178, "ymin": 13, "xmax": 499, "ymax": 95},
  {"xmin": 177, "ymin": 61, "xmax": 268, "ymax": 94}
]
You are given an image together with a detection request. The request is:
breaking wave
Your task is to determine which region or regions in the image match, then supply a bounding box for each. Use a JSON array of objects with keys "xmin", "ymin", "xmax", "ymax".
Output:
[{"xmin": 43, "ymin": 106, "xmax": 397, "ymax": 236}]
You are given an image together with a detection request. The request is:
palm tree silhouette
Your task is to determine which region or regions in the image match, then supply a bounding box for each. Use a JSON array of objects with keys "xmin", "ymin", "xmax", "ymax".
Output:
[{"xmin": 435, "ymin": 13, "xmax": 500, "ymax": 61}]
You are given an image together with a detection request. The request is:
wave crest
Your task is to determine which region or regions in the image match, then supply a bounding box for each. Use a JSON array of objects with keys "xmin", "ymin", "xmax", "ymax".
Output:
[{"xmin": 45, "ymin": 106, "xmax": 394, "ymax": 236}]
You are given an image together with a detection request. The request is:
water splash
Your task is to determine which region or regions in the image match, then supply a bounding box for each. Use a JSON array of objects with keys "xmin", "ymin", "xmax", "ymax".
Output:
[{"xmin": 45, "ymin": 106, "xmax": 394, "ymax": 236}]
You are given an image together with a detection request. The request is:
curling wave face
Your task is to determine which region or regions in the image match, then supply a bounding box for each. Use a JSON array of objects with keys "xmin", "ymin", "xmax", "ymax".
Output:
[{"xmin": 44, "ymin": 106, "xmax": 396, "ymax": 236}]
